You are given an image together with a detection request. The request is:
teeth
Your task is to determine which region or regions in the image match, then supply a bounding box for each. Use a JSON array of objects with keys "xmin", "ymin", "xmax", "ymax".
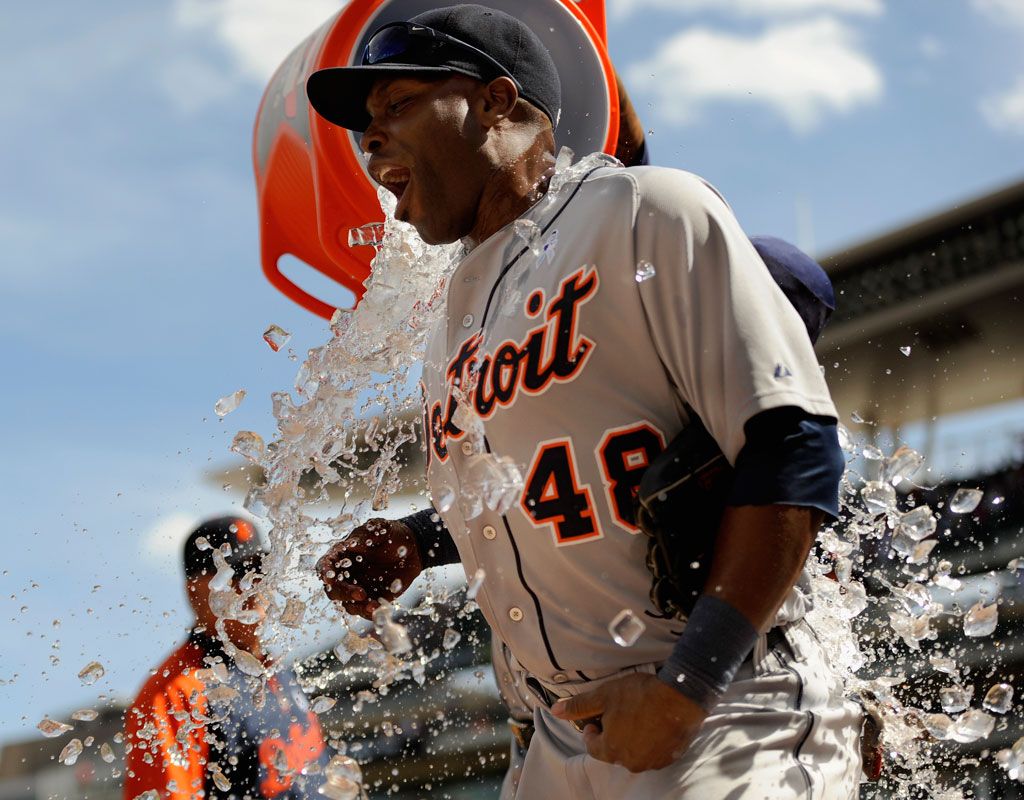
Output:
[{"xmin": 377, "ymin": 165, "xmax": 408, "ymax": 186}]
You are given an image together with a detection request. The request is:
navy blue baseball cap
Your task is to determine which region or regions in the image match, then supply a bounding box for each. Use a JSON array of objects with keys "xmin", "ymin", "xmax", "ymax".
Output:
[
  {"xmin": 750, "ymin": 235, "xmax": 835, "ymax": 344},
  {"xmin": 183, "ymin": 516, "xmax": 265, "ymax": 580},
  {"xmin": 307, "ymin": 4, "xmax": 562, "ymax": 133}
]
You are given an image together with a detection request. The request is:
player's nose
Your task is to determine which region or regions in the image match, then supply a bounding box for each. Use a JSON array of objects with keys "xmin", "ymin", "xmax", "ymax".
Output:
[{"xmin": 360, "ymin": 120, "xmax": 386, "ymax": 155}]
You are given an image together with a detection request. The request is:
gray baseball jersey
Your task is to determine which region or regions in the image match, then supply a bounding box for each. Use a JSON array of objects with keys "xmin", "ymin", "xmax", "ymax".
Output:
[{"xmin": 420, "ymin": 162, "xmax": 837, "ymax": 685}]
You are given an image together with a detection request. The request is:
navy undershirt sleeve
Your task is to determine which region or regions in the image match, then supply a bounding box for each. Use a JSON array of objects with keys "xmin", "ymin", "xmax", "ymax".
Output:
[
  {"xmin": 401, "ymin": 508, "xmax": 461, "ymax": 568},
  {"xmin": 726, "ymin": 407, "xmax": 844, "ymax": 518}
]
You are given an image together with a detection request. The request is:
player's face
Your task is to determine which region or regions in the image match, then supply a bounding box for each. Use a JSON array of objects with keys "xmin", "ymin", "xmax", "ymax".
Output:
[{"xmin": 362, "ymin": 75, "xmax": 491, "ymax": 244}]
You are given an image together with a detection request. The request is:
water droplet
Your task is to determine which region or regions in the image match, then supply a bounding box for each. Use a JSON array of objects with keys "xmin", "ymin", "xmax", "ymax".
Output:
[
  {"xmin": 71, "ymin": 709, "xmax": 98, "ymax": 722},
  {"xmin": 513, "ymin": 219, "xmax": 543, "ymax": 257},
  {"xmin": 100, "ymin": 742, "xmax": 115, "ymax": 763},
  {"xmin": 466, "ymin": 568, "xmax": 486, "ymax": 601},
  {"xmin": 232, "ymin": 648, "xmax": 265, "ymax": 677},
  {"xmin": 262, "ymin": 324, "xmax": 292, "ymax": 352},
  {"xmin": 396, "ymin": 546, "xmax": 408, "ymax": 558},
  {"xmin": 372, "ymin": 604, "xmax": 412, "ymax": 655},
  {"xmin": 442, "ymin": 628, "xmax": 461, "ymax": 650},
  {"xmin": 133, "ymin": 792, "xmax": 160, "ymax": 800},
  {"xmin": 214, "ymin": 389, "xmax": 246, "ymax": 417},
  {"xmin": 311, "ymin": 696, "xmax": 336, "ymax": 715},
  {"xmin": 211, "ymin": 768, "xmax": 232, "ymax": 792},
  {"xmin": 850, "ymin": 411, "xmax": 865, "ymax": 424},
  {"xmin": 78, "ymin": 661, "xmax": 105, "ymax": 685},
  {"xmin": 634, "ymin": 260, "xmax": 656, "ymax": 282},
  {"xmin": 389, "ymin": 578, "xmax": 403, "ymax": 595},
  {"xmin": 323, "ymin": 754, "xmax": 362, "ymax": 798},
  {"xmin": 983, "ymin": 683, "xmax": 1014, "ymax": 714},
  {"xmin": 59, "ymin": 738, "xmax": 83, "ymax": 766},
  {"xmin": 900, "ymin": 346, "xmax": 911, "ymax": 356},
  {"xmin": 949, "ymin": 488, "xmax": 983, "ymax": 514},
  {"xmin": 964, "ymin": 601, "xmax": 998, "ymax": 637},
  {"xmin": 608, "ymin": 608, "xmax": 646, "ymax": 647},
  {"xmin": 861, "ymin": 445, "xmax": 884, "ymax": 461},
  {"xmin": 37, "ymin": 718, "xmax": 73, "ymax": 738},
  {"xmin": 436, "ymin": 486, "xmax": 455, "ymax": 513},
  {"xmin": 194, "ymin": 536, "xmax": 212, "ymax": 551},
  {"xmin": 231, "ymin": 431, "xmax": 265, "ymax": 463}
]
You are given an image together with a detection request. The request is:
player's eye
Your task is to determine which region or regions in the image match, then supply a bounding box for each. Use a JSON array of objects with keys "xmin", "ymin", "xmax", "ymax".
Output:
[{"xmin": 388, "ymin": 97, "xmax": 412, "ymax": 115}]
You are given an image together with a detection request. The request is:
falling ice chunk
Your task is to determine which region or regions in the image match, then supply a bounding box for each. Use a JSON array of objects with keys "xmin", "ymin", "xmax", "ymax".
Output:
[
  {"xmin": 372, "ymin": 605, "xmax": 412, "ymax": 655},
  {"xmin": 133, "ymin": 792, "xmax": 161, "ymax": 800},
  {"xmin": 634, "ymin": 260, "xmax": 656, "ymax": 282},
  {"xmin": 442, "ymin": 628, "xmax": 461, "ymax": 650},
  {"xmin": 78, "ymin": 661, "xmax": 105, "ymax": 685},
  {"xmin": 279, "ymin": 597, "xmax": 306, "ymax": 628},
  {"xmin": 983, "ymin": 683, "xmax": 1014, "ymax": 714},
  {"xmin": 900, "ymin": 346, "xmax": 912, "ymax": 356},
  {"xmin": 389, "ymin": 578, "xmax": 404, "ymax": 595},
  {"xmin": 884, "ymin": 446, "xmax": 924, "ymax": 486},
  {"xmin": 861, "ymin": 481, "xmax": 897, "ymax": 515},
  {"xmin": 949, "ymin": 709, "xmax": 995, "ymax": 743},
  {"xmin": 850, "ymin": 411, "xmax": 865, "ymax": 424},
  {"xmin": 71, "ymin": 709, "xmax": 98, "ymax": 722},
  {"xmin": 862, "ymin": 445, "xmax": 884, "ymax": 461},
  {"xmin": 836, "ymin": 581, "xmax": 868, "ymax": 619},
  {"xmin": 231, "ymin": 431, "xmax": 265, "ymax": 463},
  {"xmin": 59, "ymin": 738, "xmax": 84, "ymax": 766},
  {"xmin": 922, "ymin": 713, "xmax": 953, "ymax": 740},
  {"xmin": 964, "ymin": 601, "xmax": 998, "ymax": 637},
  {"xmin": 897, "ymin": 582, "xmax": 934, "ymax": 616},
  {"xmin": 436, "ymin": 486, "xmax": 456, "ymax": 513},
  {"xmin": 836, "ymin": 424, "xmax": 854, "ymax": 453},
  {"xmin": 323, "ymin": 754, "xmax": 363, "ymax": 798},
  {"xmin": 908, "ymin": 539, "xmax": 938, "ymax": 565},
  {"xmin": 194, "ymin": 536, "xmax": 212, "ymax": 551},
  {"xmin": 1009, "ymin": 557, "xmax": 1024, "ymax": 572},
  {"xmin": 513, "ymin": 219, "xmax": 543, "ymax": 257},
  {"xmin": 206, "ymin": 685, "xmax": 239, "ymax": 704},
  {"xmin": 215, "ymin": 389, "xmax": 246, "ymax": 417},
  {"xmin": 347, "ymin": 222, "xmax": 385, "ymax": 248},
  {"xmin": 466, "ymin": 568, "xmax": 486, "ymax": 600},
  {"xmin": 608, "ymin": 609, "xmax": 646, "ymax": 647},
  {"xmin": 929, "ymin": 655, "xmax": 958, "ymax": 675},
  {"xmin": 262, "ymin": 325, "xmax": 292, "ymax": 352},
  {"xmin": 232, "ymin": 649, "xmax": 265, "ymax": 677},
  {"xmin": 311, "ymin": 696, "xmax": 336, "ymax": 715},
  {"xmin": 38, "ymin": 718, "xmax": 73, "ymax": 738},
  {"xmin": 898, "ymin": 505, "xmax": 937, "ymax": 541},
  {"xmin": 211, "ymin": 769, "xmax": 232, "ymax": 792},
  {"xmin": 939, "ymin": 686, "xmax": 971, "ymax": 714},
  {"xmin": 100, "ymin": 742, "xmax": 115, "ymax": 763},
  {"xmin": 949, "ymin": 488, "xmax": 983, "ymax": 514}
]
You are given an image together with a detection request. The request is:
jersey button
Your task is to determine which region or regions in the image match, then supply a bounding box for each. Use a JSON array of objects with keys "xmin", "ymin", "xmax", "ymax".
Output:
[
  {"xmin": 482, "ymin": 525, "xmax": 497, "ymax": 540},
  {"xmin": 508, "ymin": 607, "xmax": 524, "ymax": 622},
  {"xmin": 552, "ymin": 672, "xmax": 568, "ymax": 684},
  {"xmin": 461, "ymin": 441, "xmax": 474, "ymax": 456},
  {"xmin": 461, "ymin": 314, "xmax": 474, "ymax": 328}
]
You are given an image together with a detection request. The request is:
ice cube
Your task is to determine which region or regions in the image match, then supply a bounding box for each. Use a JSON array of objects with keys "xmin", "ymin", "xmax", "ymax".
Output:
[
  {"xmin": 862, "ymin": 445, "xmax": 884, "ymax": 461},
  {"xmin": 133, "ymin": 793, "xmax": 160, "ymax": 800},
  {"xmin": 983, "ymin": 683, "xmax": 1014, "ymax": 714},
  {"xmin": 323, "ymin": 754, "xmax": 362, "ymax": 794},
  {"xmin": 215, "ymin": 389, "xmax": 246, "ymax": 417},
  {"xmin": 211, "ymin": 769, "xmax": 232, "ymax": 792},
  {"xmin": 100, "ymin": 742, "xmax": 115, "ymax": 763},
  {"xmin": 347, "ymin": 222, "xmax": 385, "ymax": 248},
  {"xmin": 37, "ymin": 718, "xmax": 73, "ymax": 738},
  {"xmin": 513, "ymin": 219, "xmax": 543, "ymax": 256},
  {"xmin": 389, "ymin": 579, "xmax": 403, "ymax": 595},
  {"xmin": 1009, "ymin": 557, "xmax": 1024, "ymax": 572},
  {"xmin": 59, "ymin": 738, "xmax": 83, "ymax": 766},
  {"xmin": 898, "ymin": 505, "xmax": 937, "ymax": 541},
  {"xmin": 372, "ymin": 606, "xmax": 412, "ymax": 655},
  {"xmin": 436, "ymin": 486, "xmax": 455, "ymax": 513},
  {"xmin": 908, "ymin": 539, "xmax": 938, "ymax": 565},
  {"xmin": 929, "ymin": 656, "xmax": 958, "ymax": 676},
  {"xmin": 231, "ymin": 431, "xmax": 265, "ymax": 463},
  {"xmin": 884, "ymin": 446, "xmax": 924, "ymax": 486},
  {"xmin": 466, "ymin": 568, "xmax": 486, "ymax": 600},
  {"xmin": 836, "ymin": 581, "xmax": 868, "ymax": 619},
  {"xmin": 861, "ymin": 481, "xmax": 897, "ymax": 514},
  {"xmin": 262, "ymin": 325, "xmax": 292, "ymax": 352},
  {"xmin": 949, "ymin": 488, "xmax": 983, "ymax": 514},
  {"xmin": 71, "ymin": 709, "xmax": 98, "ymax": 722},
  {"xmin": 964, "ymin": 601, "xmax": 998, "ymax": 637},
  {"xmin": 78, "ymin": 661, "xmax": 105, "ymax": 685},
  {"xmin": 232, "ymin": 649, "xmax": 265, "ymax": 677},
  {"xmin": 939, "ymin": 686, "xmax": 971, "ymax": 713},
  {"xmin": 634, "ymin": 261, "xmax": 656, "ymax": 283},
  {"xmin": 311, "ymin": 696, "xmax": 336, "ymax": 715},
  {"xmin": 608, "ymin": 609, "xmax": 646, "ymax": 647},
  {"xmin": 949, "ymin": 709, "xmax": 995, "ymax": 743},
  {"xmin": 922, "ymin": 712, "xmax": 953, "ymax": 740},
  {"xmin": 900, "ymin": 346, "xmax": 911, "ymax": 356},
  {"xmin": 442, "ymin": 628, "xmax": 461, "ymax": 650},
  {"xmin": 194, "ymin": 536, "xmax": 212, "ymax": 551},
  {"xmin": 279, "ymin": 597, "xmax": 305, "ymax": 628}
]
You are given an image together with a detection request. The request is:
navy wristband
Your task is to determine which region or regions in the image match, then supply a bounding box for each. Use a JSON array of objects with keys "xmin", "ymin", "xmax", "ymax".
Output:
[
  {"xmin": 401, "ymin": 509, "xmax": 460, "ymax": 568},
  {"xmin": 657, "ymin": 595, "xmax": 759, "ymax": 711}
]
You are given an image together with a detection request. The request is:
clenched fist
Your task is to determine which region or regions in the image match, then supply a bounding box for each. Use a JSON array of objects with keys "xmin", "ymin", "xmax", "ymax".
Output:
[{"xmin": 316, "ymin": 518, "xmax": 423, "ymax": 619}]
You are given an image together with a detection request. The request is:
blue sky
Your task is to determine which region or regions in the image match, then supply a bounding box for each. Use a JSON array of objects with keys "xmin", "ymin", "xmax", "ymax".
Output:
[{"xmin": 1, "ymin": 0, "xmax": 1023, "ymax": 745}]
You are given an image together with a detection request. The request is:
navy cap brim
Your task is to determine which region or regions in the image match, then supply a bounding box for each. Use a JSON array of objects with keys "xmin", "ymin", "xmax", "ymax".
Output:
[{"xmin": 307, "ymin": 64, "xmax": 456, "ymax": 132}]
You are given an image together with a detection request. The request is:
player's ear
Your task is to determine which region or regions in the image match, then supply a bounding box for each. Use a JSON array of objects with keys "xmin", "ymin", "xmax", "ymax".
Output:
[{"xmin": 475, "ymin": 76, "xmax": 519, "ymax": 129}]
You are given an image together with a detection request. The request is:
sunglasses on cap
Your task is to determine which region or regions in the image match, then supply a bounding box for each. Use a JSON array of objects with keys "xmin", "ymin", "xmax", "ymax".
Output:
[{"xmin": 362, "ymin": 21, "xmax": 523, "ymax": 92}]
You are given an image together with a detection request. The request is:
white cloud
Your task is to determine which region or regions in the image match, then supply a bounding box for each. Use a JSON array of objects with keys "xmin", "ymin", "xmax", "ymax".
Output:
[
  {"xmin": 981, "ymin": 75, "xmax": 1024, "ymax": 134},
  {"xmin": 628, "ymin": 17, "xmax": 882, "ymax": 133},
  {"xmin": 611, "ymin": 0, "xmax": 882, "ymax": 19},
  {"xmin": 972, "ymin": 0, "xmax": 1024, "ymax": 28},
  {"xmin": 174, "ymin": 0, "xmax": 340, "ymax": 83}
]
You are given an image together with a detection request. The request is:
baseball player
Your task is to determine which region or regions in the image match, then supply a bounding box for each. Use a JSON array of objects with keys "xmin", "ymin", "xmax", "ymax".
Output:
[
  {"xmin": 308, "ymin": 5, "xmax": 861, "ymax": 797},
  {"xmin": 124, "ymin": 517, "xmax": 330, "ymax": 799}
]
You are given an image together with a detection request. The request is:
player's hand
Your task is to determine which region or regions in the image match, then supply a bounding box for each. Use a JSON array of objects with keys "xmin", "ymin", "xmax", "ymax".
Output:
[
  {"xmin": 550, "ymin": 673, "xmax": 707, "ymax": 773},
  {"xmin": 316, "ymin": 518, "xmax": 423, "ymax": 619}
]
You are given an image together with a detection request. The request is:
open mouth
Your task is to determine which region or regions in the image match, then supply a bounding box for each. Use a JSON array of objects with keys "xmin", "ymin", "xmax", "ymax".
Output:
[{"xmin": 375, "ymin": 165, "xmax": 412, "ymax": 213}]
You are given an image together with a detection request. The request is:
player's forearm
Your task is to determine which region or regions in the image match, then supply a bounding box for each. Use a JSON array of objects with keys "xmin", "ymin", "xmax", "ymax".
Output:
[
  {"xmin": 400, "ymin": 508, "xmax": 460, "ymax": 568},
  {"xmin": 704, "ymin": 503, "xmax": 819, "ymax": 632}
]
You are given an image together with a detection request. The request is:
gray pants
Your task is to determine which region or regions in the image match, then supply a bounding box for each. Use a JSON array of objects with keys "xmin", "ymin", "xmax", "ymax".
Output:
[{"xmin": 500, "ymin": 620, "xmax": 862, "ymax": 800}]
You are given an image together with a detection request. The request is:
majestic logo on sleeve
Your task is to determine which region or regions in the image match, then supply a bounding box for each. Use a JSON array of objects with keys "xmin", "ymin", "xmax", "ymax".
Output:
[{"xmin": 426, "ymin": 266, "xmax": 598, "ymax": 462}]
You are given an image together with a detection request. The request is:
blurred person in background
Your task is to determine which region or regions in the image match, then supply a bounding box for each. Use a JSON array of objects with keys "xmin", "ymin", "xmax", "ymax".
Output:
[{"xmin": 124, "ymin": 516, "xmax": 330, "ymax": 799}]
